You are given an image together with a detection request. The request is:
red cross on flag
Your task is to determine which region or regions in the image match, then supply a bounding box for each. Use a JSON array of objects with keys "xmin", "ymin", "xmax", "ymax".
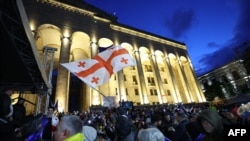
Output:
[{"xmin": 61, "ymin": 45, "xmax": 136, "ymax": 88}]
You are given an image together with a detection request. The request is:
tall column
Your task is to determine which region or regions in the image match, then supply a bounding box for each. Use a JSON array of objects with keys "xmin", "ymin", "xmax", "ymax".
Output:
[
  {"xmin": 55, "ymin": 37, "xmax": 71, "ymax": 112},
  {"xmin": 81, "ymin": 42, "xmax": 93, "ymax": 110},
  {"xmin": 134, "ymin": 50, "xmax": 149, "ymax": 104},
  {"xmin": 223, "ymin": 71, "xmax": 233, "ymax": 98},
  {"xmin": 90, "ymin": 41, "xmax": 101, "ymax": 105},
  {"xmin": 186, "ymin": 61, "xmax": 206, "ymax": 102},
  {"xmin": 177, "ymin": 59, "xmax": 192, "ymax": 102},
  {"xmin": 164, "ymin": 56, "xmax": 179, "ymax": 103},
  {"xmin": 149, "ymin": 54, "xmax": 164, "ymax": 104},
  {"xmin": 117, "ymin": 70, "xmax": 126, "ymax": 102},
  {"xmin": 237, "ymin": 62, "xmax": 250, "ymax": 88}
]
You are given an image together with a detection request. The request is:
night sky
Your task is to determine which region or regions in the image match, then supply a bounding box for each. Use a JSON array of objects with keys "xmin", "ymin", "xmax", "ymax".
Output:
[{"xmin": 85, "ymin": 0, "xmax": 250, "ymax": 76}]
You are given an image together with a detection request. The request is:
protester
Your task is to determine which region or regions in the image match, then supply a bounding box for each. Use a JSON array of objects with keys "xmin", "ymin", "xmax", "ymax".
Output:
[
  {"xmin": 137, "ymin": 128, "xmax": 166, "ymax": 141},
  {"xmin": 43, "ymin": 107, "xmax": 56, "ymax": 141},
  {"xmin": 196, "ymin": 109, "xmax": 224, "ymax": 141},
  {"xmin": 161, "ymin": 112, "xmax": 176, "ymax": 137},
  {"xmin": 0, "ymin": 87, "xmax": 19, "ymax": 141},
  {"xmin": 146, "ymin": 114, "xmax": 163, "ymax": 129},
  {"xmin": 185, "ymin": 113, "xmax": 202, "ymax": 141},
  {"xmin": 54, "ymin": 115, "xmax": 85, "ymax": 141},
  {"xmin": 82, "ymin": 125, "xmax": 97, "ymax": 141},
  {"xmin": 167, "ymin": 111, "xmax": 192, "ymax": 141},
  {"xmin": 114, "ymin": 107, "xmax": 138, "ymax": 141},
  {"xmin": 96, "ymin": 132, "xmax": 108, "ymax": 141},
  {"xmin": 13, "ymin": 97, "xmax": 26, "ymax": 127},
  {"xmin": 0, "ymin": 87, "xmax": 14, "ymax": 121}
]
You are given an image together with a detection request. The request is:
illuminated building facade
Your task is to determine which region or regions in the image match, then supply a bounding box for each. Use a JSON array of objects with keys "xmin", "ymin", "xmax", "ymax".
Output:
[
  {"xmin": 198, "ymin": 59, "xmax": 250, "ymax": 100},
  {"xmin": 14, "ymin": 0, "xmax": 205, "ymax": 112}
]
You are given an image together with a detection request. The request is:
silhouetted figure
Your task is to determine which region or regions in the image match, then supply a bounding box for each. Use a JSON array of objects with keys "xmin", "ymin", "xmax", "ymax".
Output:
[
  {"xmin": 0, "ymin": 87, "xmax": 14, "ymax": 121},
  {"xmin": 114, "ymin": 107, "xmax": 138, "ymax": 141},
  {"xmin": 13, "ymin": 97, "xmax": 26, "ymax": 127},
  {"xmin": 0, "ymin": 87, "xmax": 19, "ymax": 141}
]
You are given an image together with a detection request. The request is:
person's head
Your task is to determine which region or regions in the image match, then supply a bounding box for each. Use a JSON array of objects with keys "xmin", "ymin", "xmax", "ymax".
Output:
[
  {"xmin": 47, "ymin": 107, "xmax": 54, "ymax": 117},
  {"xmin": 137, "ymin": 128, "xmax": 165, "ymax": 141},
  {"xmin": 163, "ymin": 112, "xmax": 171, "ymax": 121},
  {"xmin": 3, "ymin": 87, "xmax": 14, "ymax": 96},
  {"xmin": 200, "ymin": 119, "xmax": 214, "ymax": 133},
  {"xmin": 17, "ymin": 98, "xmax": 25, "ymax": 104},
  {"xmin": 116, "ymin": 107, "xmax": 126, "ymax": 116},
  {"xmin": 151, "ymin": 114, "xmax": 162, "ymax": 127},
  {"xmin": 175, "ymin": 111, "xmax": 187, "ymax": 123},
  {"xmin": 82, "ymin": 125, "xmax": 97, "ymax": 141},
  {"xmin": 189, "ymin": 113, "xmax": 199, "ymax": 122},
  {"xmin": 54, "ymin": 115, "xmax": 83, "ymax": 141},
  {"xmin": 197, "ymin": 109, "xmax": 223, "ymax": 134}
]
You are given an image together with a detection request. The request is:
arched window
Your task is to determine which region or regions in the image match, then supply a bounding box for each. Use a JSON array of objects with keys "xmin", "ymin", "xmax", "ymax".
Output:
[
  {"xmin": 221, "ymin": 75, "xmax": 228, "ymax": 83},
  {"xmin": 232, "ymin": 71, "xmax": 240, "ymax": 80}
]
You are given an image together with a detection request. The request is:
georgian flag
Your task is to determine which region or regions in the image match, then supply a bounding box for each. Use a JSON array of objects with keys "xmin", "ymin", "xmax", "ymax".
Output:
[{"xmin": 61, "ymin": 45, "xmax": 136, "ymax": 88}]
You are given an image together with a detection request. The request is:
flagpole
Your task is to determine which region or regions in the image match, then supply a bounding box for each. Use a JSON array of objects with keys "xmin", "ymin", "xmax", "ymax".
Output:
[{"xmin": 90, "ymin": 86, "xmax": 113, "ymax": 107}]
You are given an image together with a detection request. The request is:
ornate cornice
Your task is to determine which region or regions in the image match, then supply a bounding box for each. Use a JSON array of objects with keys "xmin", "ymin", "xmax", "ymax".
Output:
[
  {"xmin": 38, "ymin": 0, "xmax": 94, "ymax": 16},
  {"xmin": 110, "ymin": 24, "xmax": 186, "ymax": 50}
]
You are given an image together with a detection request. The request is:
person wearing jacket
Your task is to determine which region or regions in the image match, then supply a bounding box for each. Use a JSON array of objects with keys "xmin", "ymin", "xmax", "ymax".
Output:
[
  {"xmin": 114, "ymin": 107, "xmax": 138, "ymax": 141},
  {"xmin": 82, "ymin": 125, "xmax": 97, "ymax": 141},
  {"xmin": 167, "ymin": 111, "xmax": 192, "ymax": 141},
  {"xmin": 196, "ymin": 109, "xmax": 224, "ymax": 141},
  {"xmin": 137, "ymin": 128, "xmax": 167, "ymax": 141},
  {"xmin": 0, "ymin": 87, "xmax": 19, "ymax": 141},
  {"xmin": 54, "ymin": 115, "xmax": 85, "ymax": 141}
]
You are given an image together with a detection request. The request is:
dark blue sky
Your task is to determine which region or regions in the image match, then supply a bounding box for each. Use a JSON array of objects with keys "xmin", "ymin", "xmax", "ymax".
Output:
[{"xmin": 85, "ymin": 0, "xmax": 250, "ymax": 76}]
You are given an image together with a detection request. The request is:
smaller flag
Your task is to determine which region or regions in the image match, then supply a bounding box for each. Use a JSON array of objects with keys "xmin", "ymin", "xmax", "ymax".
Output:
[{"xmin": 61, "ymin": 45, "xmax": 136, "ymax": 88}]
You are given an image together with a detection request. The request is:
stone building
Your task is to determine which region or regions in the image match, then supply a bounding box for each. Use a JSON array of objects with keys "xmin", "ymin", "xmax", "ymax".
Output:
[
  {"xmin": 1, "ymin": 0, "xmax": 205, "ymax": 112},
  {"xmin": 198, "ymin": 59, "xmax": 250, "ymax": 101}
]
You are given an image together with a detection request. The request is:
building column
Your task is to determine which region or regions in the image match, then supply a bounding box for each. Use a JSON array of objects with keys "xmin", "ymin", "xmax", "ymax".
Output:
[
  {"xmin": 117, "ymin": 70, "xmax": 126, "ymax": 102},
  {"xmin": 177, "ymin": 59, "xmax": 192, "ymax": 102},
  {"xmin": 89, "ymin": 41, "xmax": 101, "ymax": 105},
  {"xmin": 186, "ymin": 61, "xmax": 206, "ymax": 102},
  {"xmin": 237, "ymin": 62, "xmax": 250, "ymax": 88},
  {"xmin": 181, "ymin": 59, "xmax": 204, "ymax": 102},
  {"xmin": 134, "ymin": 50, "xmax": 149, "ymax": 104},
  {"xmin": 55, "ymin": 37, "xmax": 71, "ymax": 112},
  {"xmin": 164, "ymin": 56, "xmax": 179, "ymax": 103},
  {"xmin": 81, "ymin": 42, "xmax": 94, "ymax": 110},
  {"xmin": 149, "ymin": 54, "xmax": 164, "ymax": 104},
  {"xmin": 223, "ymin": 71, "xmax": 233, "ymax": 98}
]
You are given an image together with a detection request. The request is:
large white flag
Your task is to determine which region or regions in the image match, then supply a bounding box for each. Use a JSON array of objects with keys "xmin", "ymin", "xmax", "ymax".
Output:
[{"xmin": 61, "ymin": 45, "xmax": 136, "ymax": 88}]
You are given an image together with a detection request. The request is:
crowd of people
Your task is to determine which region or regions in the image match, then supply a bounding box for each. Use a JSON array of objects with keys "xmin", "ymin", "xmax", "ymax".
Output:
[{"xmin": 1, "ymin": 87, "xmax": 250, "ymax": 141}]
